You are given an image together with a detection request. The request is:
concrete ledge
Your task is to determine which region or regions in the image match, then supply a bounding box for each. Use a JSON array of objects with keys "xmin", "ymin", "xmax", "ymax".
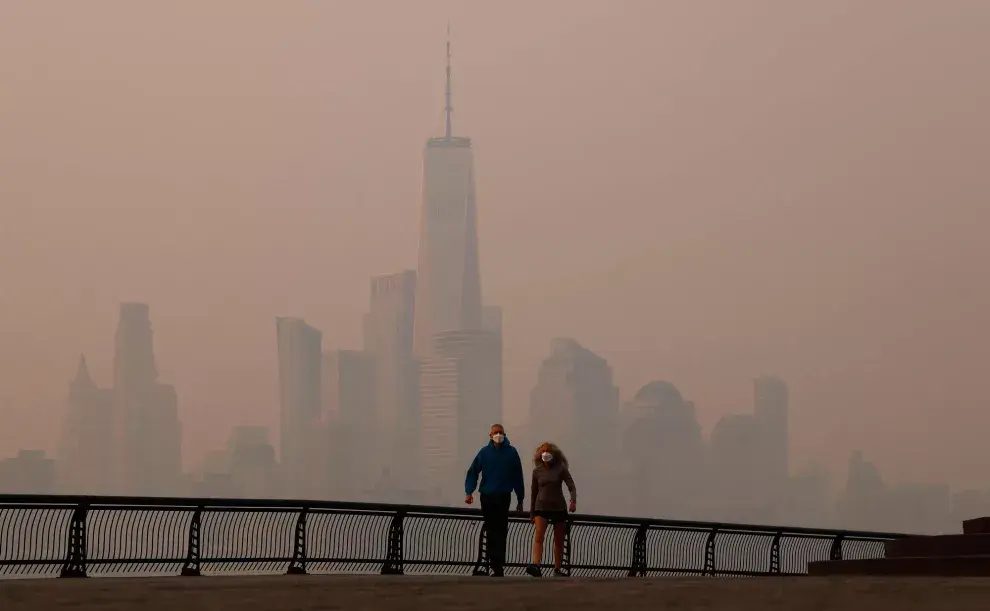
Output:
[
  {"xmin": 886, "ymin": 534, "xmax": 990, "ymax": 558},
  {"xmin": 964, "ymin": 518, "xmax": 990, "ymax": 535},
  {"xmin": 4, "ymin": 575, "xmax": 990, "ymax": 611},
  {"xmin": 809, "ymin": 556, "xmax": 990, "ymax": 577}
]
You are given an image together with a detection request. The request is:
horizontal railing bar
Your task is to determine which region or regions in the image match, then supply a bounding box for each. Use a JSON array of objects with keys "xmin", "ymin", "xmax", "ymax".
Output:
[{"xmin": 0, "ymin": 493, "xmax": 908, "ymax": 539}]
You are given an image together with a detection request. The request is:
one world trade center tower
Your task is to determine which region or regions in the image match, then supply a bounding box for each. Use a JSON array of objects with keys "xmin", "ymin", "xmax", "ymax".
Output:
[{"xmin": 414, "ymin": 32, "xmax": 502, "ymax": 497}]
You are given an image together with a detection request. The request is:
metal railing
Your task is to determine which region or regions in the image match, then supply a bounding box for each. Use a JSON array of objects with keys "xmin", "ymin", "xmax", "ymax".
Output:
[{"xmin": 0, "ymin": 494, "xmax": 906, "ymax": 579}]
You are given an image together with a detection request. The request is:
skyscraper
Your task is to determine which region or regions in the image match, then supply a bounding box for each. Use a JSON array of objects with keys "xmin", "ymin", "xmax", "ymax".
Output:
[
  {"xmin": 753, "ymin": 376, "xmax": 789, "ymax": 482},
  {"xmin": 322, "ymin": 349, "xmax": 377, "ymax": 498},
  {"xmin": 528, "ymin": 338, "xmax": 619, "ymax": 509},
  {"xmin": 112, "ymin": 303, "xmax": 182, "ymax": 495},
  {"xmin": 362, "ymin": 271, "xmax": 418, "ymax": 479},
  {"xmin": 410, "ymin": 35, "xmax": 502, "ymax": 499},
  {"xmin": 412, "ymin": 33, "xmax": 483, "ymax": 359},
  {"xmin": 621, "ymin": 381, "xmax": 705, "ymax": 518},
  {"xmin": 276, "ymin": 317, "xmax": 322, "ymax": 497},
  {"xmin": 419, "ymin": 329, "xmax": 501, "ymax": 497},
  {"xmin": 59, "ymin": 355, "xmax": 115, "ymax": 494},
  {"xmin": 710, "ymin": 413, "xmax": 769, "ymax": 522}
]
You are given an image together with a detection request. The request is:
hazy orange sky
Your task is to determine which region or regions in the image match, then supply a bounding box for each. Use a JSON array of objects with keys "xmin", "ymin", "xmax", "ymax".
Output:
[{"xmin": 2, "ymin": 1, "xmax": 989, "ymax": 489}]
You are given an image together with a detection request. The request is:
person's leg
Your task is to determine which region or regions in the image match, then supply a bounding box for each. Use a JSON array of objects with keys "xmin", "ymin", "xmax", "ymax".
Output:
[
  {"xmin": 532, "ymin": 517, "xmax": 548, "ymax": 565},
  {"xmin": 479, "ymin": 494, "xmax": 497, "ymax": 574},
  {"xmin": 490, "ymin": 493, "xmax": 511, "ymax": 575},
  {"xmin": 552, "ymin": 520, "xmax": 567, "ymax": 570}
]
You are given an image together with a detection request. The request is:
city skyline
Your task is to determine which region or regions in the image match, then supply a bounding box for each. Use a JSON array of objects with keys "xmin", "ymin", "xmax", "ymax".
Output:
[{"xmin": 4, "ymin": 2, "xmax": 990, "ymax": 498}]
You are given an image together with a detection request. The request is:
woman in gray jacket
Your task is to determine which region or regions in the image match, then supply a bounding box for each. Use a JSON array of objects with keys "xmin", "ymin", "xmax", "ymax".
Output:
[{"xmin": 526, "ymin": 442, "xmax": 577, "ymax": 577}]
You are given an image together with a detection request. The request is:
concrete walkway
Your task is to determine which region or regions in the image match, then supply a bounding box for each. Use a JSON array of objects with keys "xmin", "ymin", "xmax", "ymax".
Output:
[{"xmin": 2, "ymin": 574, "xmax": 990, "ymax": 610}]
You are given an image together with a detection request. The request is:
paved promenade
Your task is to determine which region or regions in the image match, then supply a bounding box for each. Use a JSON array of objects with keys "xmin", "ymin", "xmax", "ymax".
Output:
[{"xmin": 3, "ymin": 575, "xmax": 990, "ymax": 610}]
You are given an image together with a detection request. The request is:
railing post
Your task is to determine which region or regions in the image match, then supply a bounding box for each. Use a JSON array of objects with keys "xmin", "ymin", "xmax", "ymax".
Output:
[
  {"xmin": 59, "ymin": 502, "xmax": 88, "ymax": 578},
  {"xmin": 286, "ymin": 507, "xmax": 308, "ymax": 575},
  {"xmin": 181, "ymin": 507, "xmax": 203, "ymax": 576},
  {"xmin": 628, "ymin": 523, "xmax": 648, "ymax": 577},
  {"xmin": 381, "ymin": 510, "xmax": 405, "ymax": 575},
  {"xmin": 769, "ymin": 531, "xmax": 782, "ymax": 574},
  {"xmin": 829, "ymin": 534, "xmax": 844, "ymax": 562},
  {"xmin": 702, "ymin": 527, "xmax": 717, "ymax": 576},
  {"xmin": 561, "ymin": 519, "xmax": 573, "ymax": 577},
  {"xmin": 471, "ymin": 523, "xmax": 489, "ymax": 576}
]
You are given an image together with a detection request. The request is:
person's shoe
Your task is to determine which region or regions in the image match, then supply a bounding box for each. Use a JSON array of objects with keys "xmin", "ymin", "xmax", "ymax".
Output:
[
  {"xmin": 491, "ymin": 568, "xmax": 505, "ymax": 577},
  {"xmin": 525, "ymin": 564, "xmax": 542, "ymax": 578},
  {"xmin": 552, "ymin": 568, "xmax": 568, "ymax": 578}
]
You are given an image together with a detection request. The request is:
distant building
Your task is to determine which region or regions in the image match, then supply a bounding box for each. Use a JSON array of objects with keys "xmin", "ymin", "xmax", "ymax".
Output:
[
  {"xmin": 276, "ymin": 317, "xmax": 322, "ymax": 498},
  {"xmin": 58, "ymin": 355, "xmax": 115, "ymax": 493},
  {"xmin": 0, "ymin": 450, "xmax": 56, "ymax": 494},
  {"xmin": 528, "ymin": 338, "xmax": 619, "ymax": 512},
  {"xmin": 621, "ymin": 381, "xmax": 705, "ymax": 518},
  {"xmin": 113, "ymin": 303, "xmax": 182, "ymax": 495},
  {"xmin": 835, "ymin": 450, "xmax": 890, "ymax": 531},
  {"xmin": 753, "ymin": 376, "xmax": 789, "ymax": 484},
  {"xmin": 410, "ymin": 42, "xmax": 503, "ymax": 502},
  {"xmin": 481, "ymin": 306, "xmax": 502, "ymax": 336},
  {"xmin": 419, "ymin": 329, "xmax": 501, "ymax": 498},
  {"xmin": 192, "ymin": 426, "xmax": 279, "ymax": 498},
  {"xmin": 226, "ymin": 426, "xmax": 280, "ymax": 498},
  {"xmin": 779, "ymin": 462, "xmax": 832, "ymax": 528},
  {"xmin": 710, "ymin": 413, "xmax": 773, "ymax": 523},
  {"xmin": 362, "ymin": 271, "xmax": 418, "ymax": 481},
  {"xmin": 322, "ymin": 349, "xmax": 377, "ymax": 498},
  {"xmin": 412, "ymin": 39, "xmax": 483, "ymax": 359}
]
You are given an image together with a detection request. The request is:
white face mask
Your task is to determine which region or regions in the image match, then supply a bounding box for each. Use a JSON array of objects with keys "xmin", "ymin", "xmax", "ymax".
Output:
[
  {"xmin": 492, "ymin": 433, "xmax": 505, "ymax": 444},
  {"xmin": 541, "ymin": 452, "xmax": 553, "ymax": 463}
]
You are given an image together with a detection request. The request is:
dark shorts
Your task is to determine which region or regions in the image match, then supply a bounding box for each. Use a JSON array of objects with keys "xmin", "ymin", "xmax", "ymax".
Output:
[{"xmin": 532, "ymin": 510, "xmax": 568, "ymax": 524}]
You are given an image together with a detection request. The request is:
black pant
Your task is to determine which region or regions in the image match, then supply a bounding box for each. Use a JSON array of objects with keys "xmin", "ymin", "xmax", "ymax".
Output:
[{"xmin": 480, "ymin": 492, "xmax": 511, "ymax": 575}]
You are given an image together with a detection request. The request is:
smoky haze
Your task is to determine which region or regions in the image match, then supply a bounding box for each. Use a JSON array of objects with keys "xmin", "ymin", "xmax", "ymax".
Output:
[{"xmin": 1, "ymin": 1, "xmax": 990, "ymax": 534}]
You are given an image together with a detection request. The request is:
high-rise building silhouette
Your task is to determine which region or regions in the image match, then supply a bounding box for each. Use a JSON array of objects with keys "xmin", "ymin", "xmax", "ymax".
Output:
[
  {"xmin": 112, "ymin": 303, "xmax": 182, "ymax": 495},
  {"xmin": 412, "ymin": 33, "xmax": 483, "ymax": 359},
  {"xmin": 276, "ymin": 317, "xmax": 322, "ymax": 497},
  {"xmin": 419, "ymin": 329, "xmax": 501, "ymax": 497},
  {"xmin": 621, "ymin": 381, "xmax": 705, "ymax": 518},
  {"xmin": 710, "ymin": 413, "xmax": 771, "ymax": 522},
  {"xmin": 528, "ymin": 338, "xmax": 619, "ymax": 511},
  {"xmin": 362, "ymin": 271, "xmax": 418, "ymax": 480},
  {"xmin": 413, "ymin": 35, "xmax": 501, "ymax": 498},
  {"xmin": 836, "ymin": 450, "xmax": 889, "ymax": 531},
  {"xmin": 481, "ymin": 305, "xmax": 502, "ymax": 335},
  {"xmin": 753, "ymin": 376, "xmax": 789, "ymax": 483},
  {"xmin": 322, "ymin": 349, "xmax": 377, "ymax": 498},
  {"xmin": 58, "ymin": 355, "xmax": 115, "ymax": 493}
]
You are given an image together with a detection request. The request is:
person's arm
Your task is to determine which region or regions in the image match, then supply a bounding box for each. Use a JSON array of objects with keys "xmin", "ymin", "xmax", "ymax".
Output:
[
  {"xmin": 563, "ymin": 466, "xmax": 577, "ymax": 510},
  {"xmin": 530, "ymin": 469, "xmax": 539, "ymax": 515},
  {"xmin": 512, "ymin": 448, "xmax": 525, "ymax": 509},
  {"xmin": 464, "ymin": 450, "xmax": 483, "ymax": 497}
]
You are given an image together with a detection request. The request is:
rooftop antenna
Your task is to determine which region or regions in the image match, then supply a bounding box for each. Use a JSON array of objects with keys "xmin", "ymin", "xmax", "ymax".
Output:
[{"xmin": 444, "ymin": 23, "xmax": 453, "ymax": 141}]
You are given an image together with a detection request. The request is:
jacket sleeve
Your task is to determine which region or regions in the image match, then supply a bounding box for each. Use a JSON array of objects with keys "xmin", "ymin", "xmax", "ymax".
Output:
[
  {"xmin": 530, "ymin": 469, "xmax": 539, "ymax": 514},
  {"xmin": 562, "ymin": 466, "xmax": 577, "ymax": 503},
  {"xmin": 464, "ymin": 450, "xmax": 483, "ymax": 496}
]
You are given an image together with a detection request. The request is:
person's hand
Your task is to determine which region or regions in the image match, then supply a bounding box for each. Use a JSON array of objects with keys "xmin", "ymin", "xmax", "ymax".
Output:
[
  {"xmin": 569, "ymin": 500, "xmax": 577, "ymax": 513},
  {"xmin": 516, "ymin": 502, "xmax": 523, "ymax": 512},
  {"xmin": 465, "ymin": 494, "xmax": 473, "ymax": 505},
  {"xmin": 529, "ymin": 513, "xmax": 535, "ymax": 524}
]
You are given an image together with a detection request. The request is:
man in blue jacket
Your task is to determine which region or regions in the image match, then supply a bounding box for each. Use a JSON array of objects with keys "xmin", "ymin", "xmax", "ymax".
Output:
[{"xmin": 464, "ymin": 423, "xmax": 525, "ymax": 577}]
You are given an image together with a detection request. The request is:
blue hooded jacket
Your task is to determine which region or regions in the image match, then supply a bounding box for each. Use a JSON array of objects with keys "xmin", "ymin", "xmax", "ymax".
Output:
[{"xmin": 464, "ymin": 438, "xmax": 525, "ymax": 502}]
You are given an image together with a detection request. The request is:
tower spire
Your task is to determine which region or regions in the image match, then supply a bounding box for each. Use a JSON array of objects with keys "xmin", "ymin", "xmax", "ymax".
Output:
[
  {"xmin": 72, "ymin": 353, "xmax": 94, "ymax": 388},
  {"xmin": 444, "ymin": 23, "xmax": 453, "ymax": 141}
]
